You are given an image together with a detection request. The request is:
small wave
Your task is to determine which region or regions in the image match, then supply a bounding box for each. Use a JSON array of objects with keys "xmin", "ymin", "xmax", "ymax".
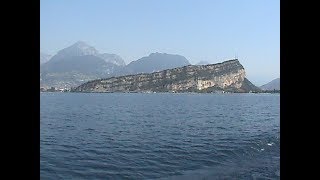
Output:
[{"xmin": 267, "ymin": 142, "xmax": 274, "ymax": 146}]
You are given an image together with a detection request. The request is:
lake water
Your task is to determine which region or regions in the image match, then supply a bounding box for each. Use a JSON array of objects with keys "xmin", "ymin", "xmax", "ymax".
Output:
[{"xmin": 40, "ymin": 93, "xmax": 280, "ymax": 179}]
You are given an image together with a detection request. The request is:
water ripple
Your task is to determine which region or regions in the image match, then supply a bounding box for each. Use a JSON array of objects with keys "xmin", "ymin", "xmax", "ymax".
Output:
[{"xmin": 41, "ymin": 93, "xmax": 280, "ymax": 179}]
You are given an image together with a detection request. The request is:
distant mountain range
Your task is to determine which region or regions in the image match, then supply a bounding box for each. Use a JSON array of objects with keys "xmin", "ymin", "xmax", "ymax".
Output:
[
  {"xmin": 260, "ymin": 78, "xmax": 280, "ymax": 90},
  {"xmin": 40, "ymin": 41, "xmax": 191, "ymax": 88},
  {"xmin": 122, "ymin": 52, "xmax": 190, "ymax": 75},
  {"xmin": 40, "ymin": 41, "xmax": 127, "ymax": 88},
  {"xmin": 40, "ymin": 41, "xmax": 277, "ymax": 91}
]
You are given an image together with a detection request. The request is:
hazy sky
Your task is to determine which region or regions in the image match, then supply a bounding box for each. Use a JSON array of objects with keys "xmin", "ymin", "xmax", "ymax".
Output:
[{"xmin": 41, "ymin": 0, "xmax": 279, "ymax": 86}]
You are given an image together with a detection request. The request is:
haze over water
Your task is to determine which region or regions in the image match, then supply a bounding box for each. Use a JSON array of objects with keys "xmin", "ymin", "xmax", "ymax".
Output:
[{"xmin": 40, "ymin": 93, "xmax": 280, "ymax": 179}]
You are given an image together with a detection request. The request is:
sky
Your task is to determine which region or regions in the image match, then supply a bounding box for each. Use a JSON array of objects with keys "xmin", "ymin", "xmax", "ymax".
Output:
[{"xmin": 40, "ymin": 0, "xmax": 279, "ymax": 86}]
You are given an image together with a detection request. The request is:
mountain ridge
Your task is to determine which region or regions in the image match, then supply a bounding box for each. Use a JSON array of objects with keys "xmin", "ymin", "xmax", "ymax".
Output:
[
  {"xmin": 260, "ymin": 78, "xmax": 280, "ymax": 90},
  {"xmin": 73, "ymin": 59, "xmax": 260, "ymax": 93},
  {"xmin": 122, "ymin": 52, "xmax": 191, "ymax": 75},
  {"xmin": 40, "ymin": 41, "xmax": 125, "ymax": 88},
  {"xmin": 40, "ymin": 42, "xmax": 192, "ymax": 89}
]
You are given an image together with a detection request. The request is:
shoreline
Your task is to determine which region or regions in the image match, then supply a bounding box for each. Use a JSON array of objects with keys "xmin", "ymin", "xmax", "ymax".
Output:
[{"xmin": 40, "ymin": 91, "xmax": 279, "ymax": 94}]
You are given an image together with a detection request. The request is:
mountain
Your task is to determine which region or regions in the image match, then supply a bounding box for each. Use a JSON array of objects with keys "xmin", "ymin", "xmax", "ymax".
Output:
[
  {"xmin": 260, "ymin": 78, "xmax": 280, "ymax": 90},
  {"xmin": 49, "ymin": 41, "xmax": 99, "ymax": 62},
  {"xmin": 40, "ymin": 43, "xmax": 193, "ymax": 89},
  {"xmin": 73, "ymin": 59, "xmax": 261, "ymax": 93},
  {"xmin": 97, "ymin": 53, "xmax": 126, "ymax": 66},
  {"xmin": 123, "ymin": 52, "xmax": 191, "ymax": 75},
  {"xmin": 196, "ymin": 61, "xmax": 210, "ymax": 65},
  {"xmin": 41, "ymin": 55, "xmax": 118, "ymax": 75},
  {"xmin": 40, "ymin": 52, "xmax": 51, "ymax": 64},
  {"xmin": 40, "ymin": 41, "xmax": 124, "ymax": 88}
]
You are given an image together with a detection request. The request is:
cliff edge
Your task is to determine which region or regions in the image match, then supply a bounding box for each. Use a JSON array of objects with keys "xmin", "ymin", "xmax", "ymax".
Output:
[{"xmin": 73, "ymin": 59, "xmax": 260, "ymax": 93}]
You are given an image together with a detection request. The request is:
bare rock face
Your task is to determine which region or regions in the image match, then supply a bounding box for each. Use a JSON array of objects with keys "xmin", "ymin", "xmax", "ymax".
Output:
[{"xmin": 73, "ymin": 59, "xmax": 260, "ymax": 93}]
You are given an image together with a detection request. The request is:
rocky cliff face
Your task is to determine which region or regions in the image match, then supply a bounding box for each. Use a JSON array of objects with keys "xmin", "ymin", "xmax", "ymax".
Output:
[{"xmin": 73, "ymin": 59, "xmax": 260, "ymax": 93}]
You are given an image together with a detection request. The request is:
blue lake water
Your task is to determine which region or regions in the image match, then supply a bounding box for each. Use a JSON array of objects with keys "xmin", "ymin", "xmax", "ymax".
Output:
[{"xmin": 40, "ymin": 93, "xmax": 280, "ymax": 179}]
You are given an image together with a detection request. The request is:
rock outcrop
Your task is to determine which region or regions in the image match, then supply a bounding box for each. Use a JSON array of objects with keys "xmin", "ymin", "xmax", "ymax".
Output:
[{"xmin": 73, "ymin": 59, "xmax": 260, "ymax": 93}]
